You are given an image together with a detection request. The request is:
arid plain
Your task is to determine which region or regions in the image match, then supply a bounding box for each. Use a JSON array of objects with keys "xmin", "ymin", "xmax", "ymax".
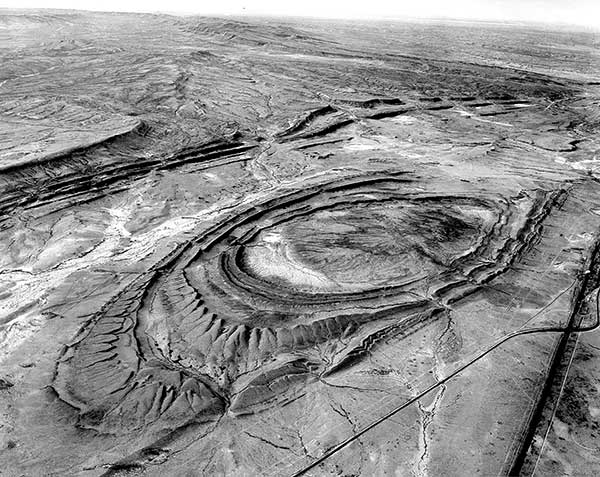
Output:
[{"xmin": 1, "ymin": 10, "xmax": 600, "ymax": 476}]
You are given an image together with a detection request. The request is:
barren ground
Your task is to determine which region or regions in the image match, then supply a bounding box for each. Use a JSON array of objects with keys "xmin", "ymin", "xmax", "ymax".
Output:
[{"xmin": 0, "ymin": 10, "xmax": 599, "ymax": 477}]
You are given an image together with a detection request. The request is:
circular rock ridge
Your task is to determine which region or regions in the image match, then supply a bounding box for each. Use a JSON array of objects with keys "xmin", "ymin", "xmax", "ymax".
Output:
[{"xmin": 52, "ymin": 171, "xmax": 561, "ymax": 431}]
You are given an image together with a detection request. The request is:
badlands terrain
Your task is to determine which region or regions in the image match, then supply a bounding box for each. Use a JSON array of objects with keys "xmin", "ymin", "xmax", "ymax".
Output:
[{"xmin": 1, "ymin": 9, "xmax": 600, "ymax": 476}]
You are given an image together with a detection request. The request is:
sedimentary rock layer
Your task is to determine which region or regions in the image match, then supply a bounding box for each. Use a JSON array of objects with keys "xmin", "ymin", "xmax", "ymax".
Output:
[{"xmin": 1, "ymin": 10, "xmax": 599, "ymax": 477}]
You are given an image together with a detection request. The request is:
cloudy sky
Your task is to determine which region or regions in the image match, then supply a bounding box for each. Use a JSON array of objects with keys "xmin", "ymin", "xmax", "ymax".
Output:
[{"xmin": 2, "ymin": 1, "xmax": 599, "ymax": 27}]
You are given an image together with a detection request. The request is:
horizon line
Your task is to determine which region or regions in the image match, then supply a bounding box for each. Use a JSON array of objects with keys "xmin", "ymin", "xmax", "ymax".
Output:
[{"xmin": 1, "ymin": 6, "xmax": 599, "ymax": 32}]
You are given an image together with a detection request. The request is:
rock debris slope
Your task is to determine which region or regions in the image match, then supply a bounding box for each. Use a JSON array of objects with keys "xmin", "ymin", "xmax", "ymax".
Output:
[{"xmin": 1, "ymin": 10, "xmax": 600, "ymax": 477}]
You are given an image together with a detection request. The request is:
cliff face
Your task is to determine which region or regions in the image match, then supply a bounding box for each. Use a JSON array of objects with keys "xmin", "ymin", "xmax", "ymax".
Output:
[{"xmin": 0, "ymin": 10, "xmax": 599, "ymax": 477}]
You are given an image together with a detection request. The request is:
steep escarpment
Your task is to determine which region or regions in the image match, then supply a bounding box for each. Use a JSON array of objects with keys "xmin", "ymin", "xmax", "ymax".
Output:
[{"xmin": 1, "ymin": 10, "xmax": 599, "ymax": 477}]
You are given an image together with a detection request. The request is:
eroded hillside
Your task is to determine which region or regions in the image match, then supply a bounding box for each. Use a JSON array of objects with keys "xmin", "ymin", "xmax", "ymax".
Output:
[{"xmin": 1, "ymin": 10, "xmax": 599, "ymax": 476}]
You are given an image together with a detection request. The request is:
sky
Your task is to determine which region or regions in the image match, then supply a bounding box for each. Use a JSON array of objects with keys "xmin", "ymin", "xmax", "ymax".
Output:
[{"xmin": 1, "ymin": 1, "xmax": 599, "ymax": 28}]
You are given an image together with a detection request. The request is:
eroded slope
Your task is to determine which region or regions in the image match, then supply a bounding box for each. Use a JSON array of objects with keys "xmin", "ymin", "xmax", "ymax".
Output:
[{"xmin": 0, "ymin": 11, "xmax": 599, "ymax": 477}]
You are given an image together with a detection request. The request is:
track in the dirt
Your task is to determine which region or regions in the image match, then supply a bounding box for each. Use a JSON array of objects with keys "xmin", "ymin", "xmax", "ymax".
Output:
[
  {"xmin": 50, "ymin": 163, "xmax": 571, "ymax": 443},
  {"xmin": 3, "ymin": 12, "xmax": 599, "ymax": 477},
  {"xmin": 291, "ymin": 271, "xmax": 600, "ymax": 477}
]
